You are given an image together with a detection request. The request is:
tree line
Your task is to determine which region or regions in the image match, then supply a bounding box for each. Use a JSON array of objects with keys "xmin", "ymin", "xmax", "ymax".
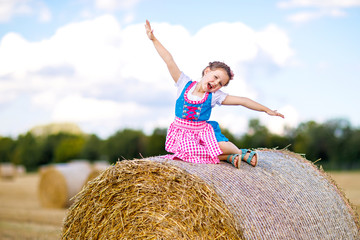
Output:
[{"xmin": 0, "ymin": 118, "xmax": 359, "ymax": 171}]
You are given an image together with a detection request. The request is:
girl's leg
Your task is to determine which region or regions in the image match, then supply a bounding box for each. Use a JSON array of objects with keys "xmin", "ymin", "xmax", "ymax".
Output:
[{"xmin": 218, "ymin": 141, "xmax": 257, "ymax": 167}]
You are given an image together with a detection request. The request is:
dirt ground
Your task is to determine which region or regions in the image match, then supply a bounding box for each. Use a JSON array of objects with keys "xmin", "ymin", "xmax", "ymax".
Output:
[
  {"xmin": 0, "ymin": 171, "xmax": 359, "ymax": 239},
  {"xmin": 0, "ymin": 174, "xmax": 66, "ymax": 240}
]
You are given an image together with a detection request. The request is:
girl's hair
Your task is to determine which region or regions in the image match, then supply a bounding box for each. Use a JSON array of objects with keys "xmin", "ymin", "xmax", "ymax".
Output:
[{"xmin": 202, "ymin": 61, "xmax": 234, "ymax": 86}]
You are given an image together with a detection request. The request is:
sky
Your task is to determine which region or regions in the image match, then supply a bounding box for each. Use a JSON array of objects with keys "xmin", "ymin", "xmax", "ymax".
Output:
[{"xmin": 0, "ymin": 0, "xmax": 359, "ymax": 139}]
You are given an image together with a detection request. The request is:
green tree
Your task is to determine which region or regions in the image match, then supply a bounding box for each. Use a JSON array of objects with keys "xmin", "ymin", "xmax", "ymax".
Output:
[
  {"xmin": 105, "ymin": 129, "xmax": 146, "ymax": 163},
  {"xmin": 81, "ymin": 134, "xmax": 104, "ymax": 161},
  {"xmin": 343, "ymin": 129, "xmax": 360, "ymax": 169},
  {"xmin": 36, "ymin": 133, "xmax": 85, "ymax": 166},
  {"xmin": 0, "ymin": 137, "xmax": 16, "ymax": 163},
  {"xmin": 145, "ymin": 128, "xmax": 167, "ymax": 156},
  {"xmin": 37, "ymin": 133, "xmax": 65, "ymax": 166},
  {"xmin": 238, "ymin": 119, "xmax": 291, "ymax": 150},
  {"xmin": 220, "ymin": 127, "xmax": 237, "ymax": 144},
  {"xmin": 240, "ymin": 119, "xmax": 271, "ymax": 148},
  {"xmin": 293, "ymin": 119, "xmax": 346, "ymax": 169},
  {"xmin": 335, "ymin": 120, "xmax": 360, "ymax": 169},
  {"xmin": 54, "ymin": 135, "xmax": 86, "ymax": 163},
  {"xmin": 12, "ymin": 133, "xmax": 41, "ymax": 171},
  {"xmin": 268, "ymin": 134, "xmax": 292, "ymax": 150}
]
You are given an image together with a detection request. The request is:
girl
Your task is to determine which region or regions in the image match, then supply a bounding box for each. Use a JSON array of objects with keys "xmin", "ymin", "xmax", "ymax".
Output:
[{"xmin": 145, "ymin": 20, "xmax": 284, "ymax": 168}]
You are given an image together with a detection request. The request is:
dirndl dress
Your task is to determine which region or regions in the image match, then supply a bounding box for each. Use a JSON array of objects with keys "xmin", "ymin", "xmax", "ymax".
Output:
[{"xmin": 164, "ymin": 81, "xmax": 229, "ymax": 164}]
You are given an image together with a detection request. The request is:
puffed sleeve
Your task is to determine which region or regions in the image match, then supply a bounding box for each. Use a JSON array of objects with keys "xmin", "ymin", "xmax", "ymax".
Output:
[
  {"xmin": 211, "ymin": 90, "xmax": 228, "ymax": 107},
  {"xmin": 175, "ymin": 72, "xmax": 192, "ymax": 99}
]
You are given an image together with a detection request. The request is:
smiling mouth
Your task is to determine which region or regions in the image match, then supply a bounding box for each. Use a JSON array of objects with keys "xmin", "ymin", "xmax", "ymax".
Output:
[{"xmin": 207, "ymin": 83, "xmax": 213, "ymax": 90}]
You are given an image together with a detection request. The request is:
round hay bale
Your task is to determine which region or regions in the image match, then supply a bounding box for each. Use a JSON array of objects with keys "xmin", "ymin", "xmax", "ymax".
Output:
[
  {"xmin": 0, "ymin": 163, "xmax": 16, "ymax": 179},
  {"xmin": 93, "ymin": 160, "xmax": 110, "ymax": 170},
  {"xmin": 86, "ymin": 161, "xmax": 111, "ymax": 182},
  {"xmin": 62, "ymin": 160, "xmax": 242, "ymax": 239},
  {"xmin": 62, "ymin": 150, "xmax": 360, "ymax": 239},
  {"xmin": 38, "ymin": 161, "xmax": 92, "ymax": 208},
  {"xmin": 16, "ymin": 165, "xmax": 26, "ymax": 176}
]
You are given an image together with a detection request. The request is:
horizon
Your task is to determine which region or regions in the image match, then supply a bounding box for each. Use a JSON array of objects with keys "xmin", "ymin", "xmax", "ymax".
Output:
[{"xmin": 0, "ymin": 116, "xmax": 356, "ymax": 140}]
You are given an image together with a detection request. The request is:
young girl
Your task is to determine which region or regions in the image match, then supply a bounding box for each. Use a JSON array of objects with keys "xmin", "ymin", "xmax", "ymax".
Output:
[{"xmin": 145, "ymin": 20, "xmax": 284, "ymax": 168}]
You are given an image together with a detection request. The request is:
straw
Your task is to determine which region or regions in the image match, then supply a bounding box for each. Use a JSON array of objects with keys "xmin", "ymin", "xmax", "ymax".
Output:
[
  {"xmin": 38, "ymin": 161, "xmax": 92, "ymax": 208},
  {"xmin": 62, "ymin": 149, "xmax": 360, "ymax": 239},
  {"xmin": 62, "ymin": 160, "xmax": 242, "ymax": 239}
]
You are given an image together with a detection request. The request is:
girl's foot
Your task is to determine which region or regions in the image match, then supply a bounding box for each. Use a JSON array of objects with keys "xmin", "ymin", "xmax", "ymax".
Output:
[
  {"xmin": 226, "ymin": 154, "xmax": 241, "ymax": 168},
  {"xmin": 225, "ymin": 150, "xmax": 257, "ymax": 168},
  {"xmin": 240, "ymin": 149, "xmax": 258, "ymax": 167}
]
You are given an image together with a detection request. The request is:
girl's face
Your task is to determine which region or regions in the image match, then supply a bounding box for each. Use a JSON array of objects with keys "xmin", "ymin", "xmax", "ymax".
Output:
[{"xmin": 201, "ymin": 68, "xmax": 229, "ymax": 93}]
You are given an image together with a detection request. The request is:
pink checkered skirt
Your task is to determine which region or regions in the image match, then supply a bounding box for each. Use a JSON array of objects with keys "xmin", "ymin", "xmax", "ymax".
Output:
[{"xmin": 164, "ymin": 117, "xmax": 222, "ymax": 164}]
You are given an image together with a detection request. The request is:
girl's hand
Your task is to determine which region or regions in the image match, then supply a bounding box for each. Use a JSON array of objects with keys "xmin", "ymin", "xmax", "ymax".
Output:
[
  {"xmin": 145, "ymin": 20, "xmax": 155, "ymax": 40},
  {"xmin": 266, "ymin": 109, "xmax": 285, "ymax": 118}
]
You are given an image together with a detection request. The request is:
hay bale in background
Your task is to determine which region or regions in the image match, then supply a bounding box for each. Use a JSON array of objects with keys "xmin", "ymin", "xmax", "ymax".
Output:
[
  {"xmin": 93, "ymin": 160, "xmax": 110, "ymax": 170},
  {"xmin": 62, "ymin": 160, "xmax": 241, "ymax": 239},
  {"xmin": 62, "ymin": 150, "xmax": 360, "ymax": 239},
  {"xmin": 16, "ymin": 165, "xmax": 26, "ymax": 176},
  {"xmin": 86, "ymin": 161, "xmax": 111, "ymax": 182},
  {"xmin": 38, "ymin": 161, "xmax": 92, "ymax": 208},
  {"xmin": 0, "ymin": 163, "xmax": 16, "ymax": 180}
]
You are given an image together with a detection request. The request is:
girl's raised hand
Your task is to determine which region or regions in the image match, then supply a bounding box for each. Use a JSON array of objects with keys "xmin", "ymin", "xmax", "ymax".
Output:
[
  {"xmin": 266, "ymin": 109, "xmax": 285, "ymax": 118},
  {"xmin": 145, "ymin": 20, "xmax": 155, "ymax": 40}
]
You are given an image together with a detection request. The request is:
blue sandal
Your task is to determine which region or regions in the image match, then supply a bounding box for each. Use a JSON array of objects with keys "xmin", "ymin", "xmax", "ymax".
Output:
[
  {"xmin": 226, "ymin": 154, "xmax": 241, "ymax": 168},
  {"xmin": 240, "ymin": 149, "xmax": 258, "ymax": 167}
]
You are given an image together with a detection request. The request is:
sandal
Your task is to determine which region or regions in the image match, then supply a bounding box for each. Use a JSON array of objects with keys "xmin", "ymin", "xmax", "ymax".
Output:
[
  {"xmin": 226, "ymin": 154, "xmax": 241, "ymax": 168},
  {"xmin": 240, "ymin": 149, "xmax": 258, "ymax": 167}
]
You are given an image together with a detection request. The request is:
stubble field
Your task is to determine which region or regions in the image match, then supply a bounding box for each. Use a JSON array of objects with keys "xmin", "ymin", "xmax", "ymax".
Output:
[{"xmin": 0, "ymin": 171, "xmax": 359, "ymax": 240}]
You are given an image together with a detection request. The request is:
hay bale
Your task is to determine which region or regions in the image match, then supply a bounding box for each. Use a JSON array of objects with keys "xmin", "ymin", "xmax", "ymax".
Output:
[
  {"xmin": 0, "ymin": 163, "xmax": 16, "ymax": 179},
  {"xmin": 38, "ymin": 161, "xmax": 92, "ymax": 208},
  {"xmin": 86, "ymin": 161, "xmax": 111, "ymax": 182},
  {"xmin": 62, "ymin": 150, "xmax": 360, "ymax": 239},
  {"xmin": 16, "ymin": 165, "xmax": 26, "ymax": 176},
  {"xmin": 93, "ymin": 160, "xmax": 110, "ymax": 170},
  {"xmin": 62, "ymin": 160, "xmax": 241, "ymax": 239}
]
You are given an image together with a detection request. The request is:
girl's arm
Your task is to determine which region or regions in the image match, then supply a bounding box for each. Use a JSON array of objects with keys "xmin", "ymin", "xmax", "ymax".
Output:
[
  {"xmin": 145, "ymin": 20, "xmax": 181, "ymax": 83},
  {"xmin": 222, "ymin": 95, "xmax": 285, "ymax": 118}
]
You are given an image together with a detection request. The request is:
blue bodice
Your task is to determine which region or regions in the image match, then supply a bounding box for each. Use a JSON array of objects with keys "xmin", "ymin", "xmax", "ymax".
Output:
[{"xmin": 175, "ymin": 81, "xmax": 212, "ymax": 121}]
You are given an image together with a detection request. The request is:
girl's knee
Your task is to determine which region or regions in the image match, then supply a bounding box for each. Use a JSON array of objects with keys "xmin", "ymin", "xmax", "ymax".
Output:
[{"xmin": 218, "ymin": 141, "xmax": 240, "ymax": 154}]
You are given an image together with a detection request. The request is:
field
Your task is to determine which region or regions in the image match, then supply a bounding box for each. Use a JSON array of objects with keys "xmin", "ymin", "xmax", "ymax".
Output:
[
  {"xmin": 0, "ymin": 174, "xmax": 66, "ymax": 240},
  {"xmin": 0, "ymin": 171, "xmax": 359, "ymax": 239}
]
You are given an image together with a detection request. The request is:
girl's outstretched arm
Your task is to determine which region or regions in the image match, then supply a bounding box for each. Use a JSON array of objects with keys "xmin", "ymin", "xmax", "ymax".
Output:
[
  {"xmin": 222, "ymin": 95, "xmax": 285, "ymax": 118},
  {"xmin": 145, "ymin": 20, "xmax": 181, "ymax": 83}
]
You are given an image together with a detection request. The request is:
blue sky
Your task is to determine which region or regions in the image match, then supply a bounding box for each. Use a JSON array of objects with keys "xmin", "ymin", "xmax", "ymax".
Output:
[{"xmin": 0, "ymin": 0, "xmax": 359, "ymax": 138}]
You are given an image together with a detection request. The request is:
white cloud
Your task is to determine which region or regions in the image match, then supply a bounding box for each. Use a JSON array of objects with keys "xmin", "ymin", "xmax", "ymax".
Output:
[
  {"xmin": 286, "ymin": 8, "xmax": 346, "ymax": 23},
  {"xmin": 261, "ymin": 105, "xmax": 300, "ymax": 135},
  {"xmin": 94, "ymin": 0, "xmax": 141, "ymax": 11},
  {"xmin": 0, "ymin": 91, "xmax": 17, "ymax": 104},
  {"xmin": 50, "ymin": 95, "xmax": 153, "ymax": 138},
  {"xmin": 211, "ymin": 110, "xmax": 249, "ymax": 136},
  {"xmin": 38, "ymin": 3, "xmax": 51, "ymax": 22},
  {"xmin": 0, "ymin": 16, "xmax": 294, "ymax": 137},
  {"xmin": 0, "ymin": 0, "xmax": 51, "ymax": 23},
  {"xmin": 31, "ymin": 91, "xmax": 58, "ymax": 110},
  {"xmin": 52, "ymin": 95, "xmax": 149, "ymax": 122},
  {"xmin": 0, "ymin": 0, "xmax": 31, "ymax": 22},
  {"xmin": 278, "ymin": 0, "xmax": 360, "ymax": 23},
  {"xmin": 278, "ymin": 0, "xmax": 360, "ymax": 8},
  {"xmin": 255, "ymin": 24, "xmax": 294, "ymax": 66},
  {"xmin": 122, "ymin": 12, "xmax": 135, "ymax": 24}
]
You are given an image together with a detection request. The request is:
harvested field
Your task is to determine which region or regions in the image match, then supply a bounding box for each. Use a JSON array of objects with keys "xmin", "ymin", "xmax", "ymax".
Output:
[
  {"xmin": 329, "ymin": 171, "xmax": 360, "ymax": 207},
  {"xmin": 0, "ymin": 174, "xmax": 67, "ymax": 240},
  {"xmin": 0, "ymin": 160, "xmax": 359, "ymax": 239}
]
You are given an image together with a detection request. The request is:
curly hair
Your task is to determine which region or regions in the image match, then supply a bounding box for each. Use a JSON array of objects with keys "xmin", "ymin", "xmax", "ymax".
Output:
[{"xmin": 202, "ymin": 61, "xmax": 234, "ymax": 86}]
